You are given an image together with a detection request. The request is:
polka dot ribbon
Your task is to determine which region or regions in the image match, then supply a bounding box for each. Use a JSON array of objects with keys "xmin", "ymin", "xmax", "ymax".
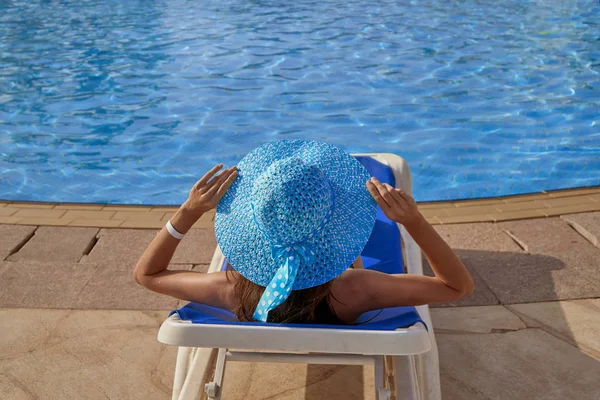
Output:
[{"xmin": 253, "ymin": 243, "xmax": 316, "ymax": 322}]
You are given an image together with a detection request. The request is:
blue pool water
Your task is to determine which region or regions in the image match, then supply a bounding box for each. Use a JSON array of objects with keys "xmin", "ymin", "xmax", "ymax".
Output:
[{"xmin": 1, "ymin": 0, "xmax": 599, "ymax": 204}]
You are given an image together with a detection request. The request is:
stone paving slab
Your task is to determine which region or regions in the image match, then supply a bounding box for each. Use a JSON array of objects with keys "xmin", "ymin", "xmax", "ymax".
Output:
[
  {"xmin": 120, "ymin": 220, "xmax": 165, "ymax": 229},
  {"xmin": 561, "ymin": 211, "xmax": 600, "ymax": 248},
  {"xmin": 439, "ymin": 374, "xmax": 482, "ymax": 400},
  {"xmin": 430, "ymin": 305, "xmax": 526, "ymax": 334},
  {"xmin": 76, "ymin": 263, "xmax": 185, "ymax": 310},
  {"xmin": 0, "ymin": 258, "xmax": 191, "ymax": 310},
  {"xmin": 81, "ymin": 228, "xmax": 157, "ymax": 264},
  {"xmin": 11, "ymin": 208, "xmax": 66, "ymax": 219},
  {"xmin": 221, "ymin": 362, "xmax": 373, "ymax": 400},
  {"xmin": 434, "ymin": 223, "xmax": 522, "ymax": 252},
  {"xmin": 112, "ymin": 210, "xmax": 166, "ymax": 221},
  {"xmin": 536, "ymin": 202, "xmax": 600, "ymax": 217},
  {"xmin": 69, "ymin": 218, "xmax": 124, "ymax": 228},
  {"xmin": 170, "ymin": 228, "xmax": 217, "ymax": 264},
  {"xmin": 438, "ymin": 330, "xmax": 600, "ymax": 400},
  {"xmin": 499, "ymin": 217, "xmax": 592, "ymax": 254},
  {"xmin": 80, "ymin": 227, "xmax": 217, "ymax": 266},
  {"xmin": 0, "ymin": 225, "xmax": 35, "ymax": 261},
  {"xmin": 62, "ymin": 210, "xmax": 117, "ymax": 220},
  {"xmin": 7, "ymin": 226, "xmax": 98, "ymax": 263},
  {"xmin": 11, "ymin": 217, "xmax": 76, "ymax": 226},
  {"xmin": 54, "ymin": 204, "xmax": 104, "ymax": 210},
  {"xmin": 0, "ymin": 264, "xmax": 8, "ymax": 280},
  {"xmin": 426, "ymin": 223, "xmax": 540, "ymax": 306},
  {"xmin": 0, "ymin": 373, "xmax": 30, "ymax": 400},
  {"xmin": 0, "ymin": 207, "xmax": 18, "ymax": 216},
  {"xmin": 425, "ymin": 223, "xmax": 552, "ymax": 307},
  {"xmin": 456, "ymin": 249, "xmax": 583, "ymax": 304},
  {"xmin": 0, "ymin": 216, "xmax": 23, "ymax": 224},
  {"xmin": 0, "ymin": 309, "xmax": 176, "ymax": 400},
  {"xmin": 509, "ymin": 299, "xmax": 600, "ymax": 358},
  {"xmin": 495, "ymin": 218, "xmax": 600, "ymax": 302},
  {"xmin": 0, "ymin": 261, "xmax": 97, "ymax": 308}
]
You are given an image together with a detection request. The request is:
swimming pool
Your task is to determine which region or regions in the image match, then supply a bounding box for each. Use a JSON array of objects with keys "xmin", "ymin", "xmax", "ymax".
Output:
[{"xmin": 1, "ymin": 0, "xmax": 599, "ymax": 204}]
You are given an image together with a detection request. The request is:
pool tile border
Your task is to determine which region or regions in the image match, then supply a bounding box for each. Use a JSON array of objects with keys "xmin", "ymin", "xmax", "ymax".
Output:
[
  {"xmin": 1, "ymin": 186, "xmax": 600, "ymax": 227},
  {"xmin": 421, "ymin": 187, "xmax": 600, "ymax": 224}
]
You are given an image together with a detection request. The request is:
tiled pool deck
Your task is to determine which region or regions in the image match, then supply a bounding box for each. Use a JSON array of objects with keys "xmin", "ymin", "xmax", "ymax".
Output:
[
  {"xmin": 1, "ymin": 189, "xmax": 599, "ymax": 399},
  {"xmin": 1, "ymin": 187, "xmax": 600, "ymax": 228}
]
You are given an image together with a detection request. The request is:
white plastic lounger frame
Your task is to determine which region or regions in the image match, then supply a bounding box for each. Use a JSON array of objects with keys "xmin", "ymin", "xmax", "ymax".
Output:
[{"xmin": 157, "ymin": 153, "xmax": 441, "ymax": 400}]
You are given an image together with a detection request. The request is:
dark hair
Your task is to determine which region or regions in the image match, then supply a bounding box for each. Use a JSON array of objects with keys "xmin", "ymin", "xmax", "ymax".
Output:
[{"xmin": 225, "ymin": 262, "xmax": 338, "ymax": 323}]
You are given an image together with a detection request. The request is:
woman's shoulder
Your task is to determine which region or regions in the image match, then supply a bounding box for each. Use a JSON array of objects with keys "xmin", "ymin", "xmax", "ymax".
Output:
[
  {"xmin": 329, "ymin": 269, "xmax": 374, "ymax": 323},
  {"xmin": 204, "ymin": 271, "xmax": 239, "ymax": 311}
]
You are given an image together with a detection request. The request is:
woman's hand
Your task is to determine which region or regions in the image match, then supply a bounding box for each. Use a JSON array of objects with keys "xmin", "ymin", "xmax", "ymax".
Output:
[
  {"xmin": 182, "ymin": 163, "xmax": 238, "ymax": 218},
  {"xmin": 366, "ymin": 176, "xmax": 424, "ymax": 229}
]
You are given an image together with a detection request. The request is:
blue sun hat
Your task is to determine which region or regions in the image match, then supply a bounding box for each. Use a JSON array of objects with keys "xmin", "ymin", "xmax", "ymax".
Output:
[{"xmin": 215, "ymin": 139, "xmax": 377, "ymax": 322}]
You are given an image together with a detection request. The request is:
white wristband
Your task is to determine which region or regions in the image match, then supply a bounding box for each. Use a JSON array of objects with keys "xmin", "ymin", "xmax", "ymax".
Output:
[{"xmin": 166, "ymin": 220, "xmax": 185, "ymax": 240}]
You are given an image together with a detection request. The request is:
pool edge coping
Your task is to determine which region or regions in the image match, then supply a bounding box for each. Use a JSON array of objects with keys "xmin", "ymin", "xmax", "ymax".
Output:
[{"xmin": 1, "ymin": 186, "xmax": 599, "ymax": 228}]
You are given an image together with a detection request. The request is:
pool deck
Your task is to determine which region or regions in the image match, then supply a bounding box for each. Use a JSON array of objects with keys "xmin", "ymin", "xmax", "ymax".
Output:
[
  {"xmin": 1, "ymin": 186, "xmax": 600, "ymax": 228},
  {"xmin": 1, "ymin": 189, "xmax": 599, "ymax": 399}
]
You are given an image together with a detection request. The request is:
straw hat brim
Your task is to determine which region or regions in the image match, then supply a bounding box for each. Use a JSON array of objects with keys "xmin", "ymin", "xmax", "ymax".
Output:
[{"xmin": 215, "ymin": 139, "xmax": 377, "ymax": 290}]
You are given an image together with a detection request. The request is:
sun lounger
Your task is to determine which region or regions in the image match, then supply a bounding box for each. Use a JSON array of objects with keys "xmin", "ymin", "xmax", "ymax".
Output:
[{"xmin": 157, "ymin": 153, "xmax": 441, "ymax": 400}]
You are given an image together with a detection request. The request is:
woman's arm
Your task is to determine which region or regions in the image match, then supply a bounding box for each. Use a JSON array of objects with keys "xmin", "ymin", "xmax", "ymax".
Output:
[
  {"xmin": 133, "ymin": 205, "xmax": 200, "ymax": 279},
  {"xmin": 401, "ymin": 215, "xmax": 474, "ymax": 296},
  {"xmin": 133, "ymin": 164, "xmax": 239, "ymax": 310},
  {"xmin": 361, "ymin": 177, "xmax": 474, "ymax": 306}
]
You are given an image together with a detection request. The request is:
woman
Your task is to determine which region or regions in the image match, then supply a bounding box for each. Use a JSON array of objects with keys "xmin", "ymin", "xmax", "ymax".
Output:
[{"xmin": 134, "ymin": 139, "xmax": 473, "ymax": 324}]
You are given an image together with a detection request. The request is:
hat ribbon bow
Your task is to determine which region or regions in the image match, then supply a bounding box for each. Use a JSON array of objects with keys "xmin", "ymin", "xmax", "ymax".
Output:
[{"xmin": 252, "ymin": 243, "xmax": 316, "ymax": 322}]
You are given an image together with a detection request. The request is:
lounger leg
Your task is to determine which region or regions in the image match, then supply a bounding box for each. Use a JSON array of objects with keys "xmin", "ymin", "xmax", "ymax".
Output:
[
  {"xmin": 374, "ymin": 356, "xmax": 391, "ymax": 400},
  {"xmin": 178, "ymin": 348, "xmax": 217, "ymax": 400},
  {"xmin": 172, "ymin": 347, "xmax": 190, "ymax": 400},
  {"xmin": 393, "ymin": 355, "xmax": 419, "ymax": 400},
  {"xmin": 204, "ymin": 348, "xmax": 227, "ymax": 400},
  {"xmin": 419, "ymin": 345, "xmax": 442, "ymax": 400}
]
